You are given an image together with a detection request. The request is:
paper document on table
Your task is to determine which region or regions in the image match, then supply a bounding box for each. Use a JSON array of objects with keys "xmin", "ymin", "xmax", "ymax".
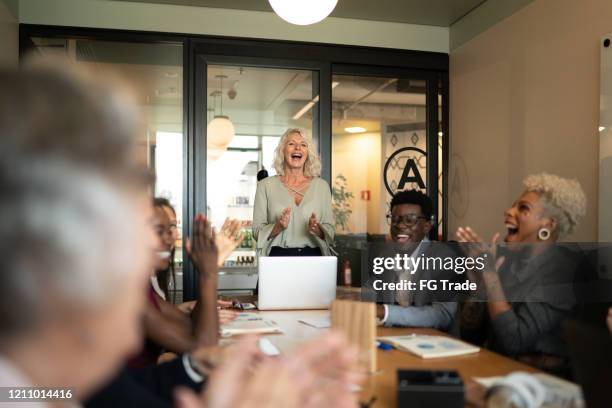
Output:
[
  {"xmin": 377, "ymin": 334, "xmax": 479, "ymax": 358},
  {"xmin": 474, "ymin": 373, "xmax": 584, "ymax": 408},
  {"xmin": 298, "ymin": 316, "xmax": 331, "ymax": 328},
  {"xmin": 220, "ymin": 313, "xmax": 283, "ymax": 337}
]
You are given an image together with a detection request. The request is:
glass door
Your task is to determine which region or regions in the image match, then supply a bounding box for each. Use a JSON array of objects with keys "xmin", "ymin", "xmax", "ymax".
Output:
[
  {"xmin": 190, "ymin": 56, "xmax": 323, "ymax": 296},
  {"xmin": 330, "ymin": 67, "xmax": 442, "ymax": 285}
]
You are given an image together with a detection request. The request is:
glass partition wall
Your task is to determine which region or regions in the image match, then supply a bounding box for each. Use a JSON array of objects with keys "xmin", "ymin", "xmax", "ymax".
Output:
[
  {"xmin": 25, "ymin": 36, "xmax": 186, "ymax": 301},
  {"xmin": 21, "ymin": 26, "xmax": 448, "ymax": 300},
  {"xmin": 331, "ymin": 75, "xmax": 428, "ymax": 236},
  {"xmin": 330, "ymin": 72, "xmax": 442, "ymax": 284}
]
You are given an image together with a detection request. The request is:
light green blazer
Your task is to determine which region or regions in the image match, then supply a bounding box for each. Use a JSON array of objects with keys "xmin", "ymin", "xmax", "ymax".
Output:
[{"xmin": 252, "ymin": 176, "xmax": 335, "ymax": 256}]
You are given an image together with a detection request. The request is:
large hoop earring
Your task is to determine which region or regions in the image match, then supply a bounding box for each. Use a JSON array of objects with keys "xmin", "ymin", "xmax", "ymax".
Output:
[{"xmin": 538, "ymin": 228, "xmax": 551, "ymax": 241}]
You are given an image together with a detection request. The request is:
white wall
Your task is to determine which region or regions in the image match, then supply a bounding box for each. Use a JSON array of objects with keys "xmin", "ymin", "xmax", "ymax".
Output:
[
  {"xmin": 17, "ymin": 0, "xmax": 449, "ymax": 53},
  {"xmin": 449, "ymin": 0, "xmax": 534, "ymax": 51},
  {"xmin": 0, "ymin": 0, "xmax": 18, "ymax": 67},
  {"xmin": 332, "ymin": 132, "xmax": 383, "ymax": 235},
  {"xmin": 449, "ymin": 0, "xmax": 612, "ymax": 242}
]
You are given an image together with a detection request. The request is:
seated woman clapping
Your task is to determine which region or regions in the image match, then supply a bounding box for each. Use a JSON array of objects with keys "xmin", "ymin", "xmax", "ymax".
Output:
[
  {"xmin": 134, "ymin": 212, "xmax": 240, "ymax": 367},
  {"xmin": 130, "ymin": 198, "xmax": 244, "ymax": 367},
  {"xmin": 152, "ymin": 197, "xmax": 242, "ymax": 307},
  {"xmin": 457, "ymin": 173, "xmax": 586, "ymax": 375}
]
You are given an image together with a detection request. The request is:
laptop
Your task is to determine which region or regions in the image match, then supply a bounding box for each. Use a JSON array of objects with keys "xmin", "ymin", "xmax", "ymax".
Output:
[
  {"xmin": 257, "ymin": 256, "xmax": 337, "ymax": 310},
  {"xmin": 564, "ymin": 318, "xmax": 612, "ymax": 408}
]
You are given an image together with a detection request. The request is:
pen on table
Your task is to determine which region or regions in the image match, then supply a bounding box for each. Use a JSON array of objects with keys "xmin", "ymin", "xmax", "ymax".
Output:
[{"xmin": 376, "ymin": 341, "xmax": 394, "ymax": 351}]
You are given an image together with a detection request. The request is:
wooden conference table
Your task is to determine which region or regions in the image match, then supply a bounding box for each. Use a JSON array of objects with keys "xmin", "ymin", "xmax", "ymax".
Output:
[{"xmin": 251, "ymin": 308, "xmax": 538, "ymax": 408}]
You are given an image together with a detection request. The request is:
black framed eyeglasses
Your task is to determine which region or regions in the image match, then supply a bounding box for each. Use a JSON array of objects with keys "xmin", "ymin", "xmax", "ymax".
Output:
[{"xmin": 386, "ymin": 213, "xmax": 428, "ymax": 226}]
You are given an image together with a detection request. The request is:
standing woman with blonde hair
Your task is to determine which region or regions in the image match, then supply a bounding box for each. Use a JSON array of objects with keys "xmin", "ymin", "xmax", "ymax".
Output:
[{"xmin": 253, "ymin": 128, "xmax": 334, "ymax": 256}]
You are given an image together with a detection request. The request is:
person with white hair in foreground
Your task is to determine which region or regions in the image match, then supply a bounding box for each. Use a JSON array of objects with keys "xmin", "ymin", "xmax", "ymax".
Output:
[{"xmin": 0, "ymin": 156, "xmax": 155, "ymax": 401}]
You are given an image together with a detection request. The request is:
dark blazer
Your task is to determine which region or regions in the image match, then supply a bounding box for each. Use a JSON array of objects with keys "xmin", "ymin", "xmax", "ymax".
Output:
[
  {"xmin": 384, "ymin": 241, "xmax": 460, "ymax": 332},
  {"xmin": 461, "ymin": 245, "xmax": 579, "ymax": 359}
]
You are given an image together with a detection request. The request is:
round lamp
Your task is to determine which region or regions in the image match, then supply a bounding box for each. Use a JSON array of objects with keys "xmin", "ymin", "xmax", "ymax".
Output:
[
  {"xmin": 268, "ymin": 0, "xmax": 338, "ymax": 25},
  {"xmin": 207, "ymin": 115, "xmax": 235, "ymax": 150}
]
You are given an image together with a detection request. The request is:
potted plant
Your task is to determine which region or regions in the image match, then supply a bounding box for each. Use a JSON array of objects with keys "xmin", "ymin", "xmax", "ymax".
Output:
[{"xmin": 331, "ymin": 174, "xmax": 354, "ymax": 232}]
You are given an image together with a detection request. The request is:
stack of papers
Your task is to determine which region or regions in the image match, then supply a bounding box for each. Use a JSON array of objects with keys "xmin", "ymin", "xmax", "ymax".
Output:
[
  {"xmin": 220, "ymin": 313, "xmax": 283, "ymax": 337},
  {"xmin": 377, "ymin": 334, "xmax": 480, "ymax": 358}
]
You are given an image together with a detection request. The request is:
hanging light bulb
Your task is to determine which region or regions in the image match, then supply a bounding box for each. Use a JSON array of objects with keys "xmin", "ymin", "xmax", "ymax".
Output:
[
  {"xmin": 268, "ymin": 0, "xmax": 338, "ymax": 25},
  {"xmin": 207, "ymin": 75, "xmax": 235, "ymax": 155}
]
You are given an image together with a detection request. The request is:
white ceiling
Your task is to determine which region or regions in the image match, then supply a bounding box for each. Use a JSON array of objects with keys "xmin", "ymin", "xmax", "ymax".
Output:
[
  {"xmin": 112, "ymin": 0, "xmax": 486, "ymax": 27},
  {"xmin": 206, "ymin": 65, "xmax": 427, "ymax": 136}
]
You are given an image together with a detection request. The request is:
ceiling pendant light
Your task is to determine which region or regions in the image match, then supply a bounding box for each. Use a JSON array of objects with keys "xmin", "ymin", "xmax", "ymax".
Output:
[
  {"xmin": 207, "ymin": 74, "xmax": 235, "ymax": 154},
  {"xmin": 268, "ymin": 0, "xmax": 338, "ymax": 25}
]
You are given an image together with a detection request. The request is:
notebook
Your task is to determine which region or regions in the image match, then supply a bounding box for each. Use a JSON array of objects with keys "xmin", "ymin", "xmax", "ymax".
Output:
[
  {"xmin": 220, "ymin": 313, "xmax": 283, "ymax": 337},
  {"xmin": 377, "ymin": 334, "xmax": 480, "ymax": 359}
]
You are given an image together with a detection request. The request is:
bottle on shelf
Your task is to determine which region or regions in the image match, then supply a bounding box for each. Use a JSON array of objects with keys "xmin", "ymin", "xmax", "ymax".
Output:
[{"xmin": 342, "ymin": 260, "xmax": 352, "ymax": 287}]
